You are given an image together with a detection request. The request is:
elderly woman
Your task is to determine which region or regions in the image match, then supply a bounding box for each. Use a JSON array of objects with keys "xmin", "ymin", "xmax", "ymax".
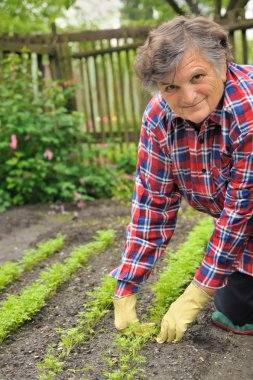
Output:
[{"xmin": 110, "ymin": 16, "xmax": 253, "ymax": 342}]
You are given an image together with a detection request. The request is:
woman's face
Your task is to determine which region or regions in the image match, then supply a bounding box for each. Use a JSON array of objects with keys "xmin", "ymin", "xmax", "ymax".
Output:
[{"xmin": 158, "ymin": 48, "xmax": 227, "ymax": 124}]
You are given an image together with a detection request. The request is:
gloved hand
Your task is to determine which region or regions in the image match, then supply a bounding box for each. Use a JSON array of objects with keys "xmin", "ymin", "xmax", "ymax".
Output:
[
  {"xmin": 156, "ymin": 282, "xmax": 211, "ymax": 343},
  {"xmin": 112, "ymin": 293, "xmax": 139, "ymax": 330}
]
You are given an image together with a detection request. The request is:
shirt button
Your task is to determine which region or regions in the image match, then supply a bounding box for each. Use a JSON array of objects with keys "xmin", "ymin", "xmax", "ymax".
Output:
[
  {"xmin": 199, "ymin": 137, "xmax": 204, "ymax": 144},
  {"xmin": 202, "ymin": 168, "xmax": 206, "ymax": 174}
]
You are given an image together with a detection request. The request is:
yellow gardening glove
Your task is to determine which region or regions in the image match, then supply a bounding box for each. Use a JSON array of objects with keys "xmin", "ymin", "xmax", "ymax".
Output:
[
  {"xmin": 112, "ymin": 294, "xmax": 139, "ymax": 330},
  {"xmin": 156, "ymin": 282, "xmax": 212, "ymax": 343}
]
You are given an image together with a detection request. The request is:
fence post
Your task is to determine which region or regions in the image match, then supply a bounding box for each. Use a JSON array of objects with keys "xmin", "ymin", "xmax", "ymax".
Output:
[{"xmin": 49, "ymin": 22, "xmax": 76, "ymax": 111}]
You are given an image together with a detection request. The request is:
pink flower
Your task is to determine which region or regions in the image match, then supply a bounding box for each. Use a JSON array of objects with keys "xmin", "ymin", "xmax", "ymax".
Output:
[
  {"xmin": 87, "ymin": 120, "xmax": 93, "ymax": 131},
  {"xmin": 74, "ymin": 192, "xmax": 82, "ymax": 199},
  {"xmin": 77, "ymin": 199, "xmax": 86, "ymax": 209},
  {"xmin": 10, "ymin": 134, "xmax": 17, "ymax": 149},
  {"xmin": 102, "ymin": 116, "xmax": 109, "ymax": 123},
  {"xmin": 43, "ymin": 149, "xmax": 53, "ymax": 160},
  {"xmin": 96, "ymin": 143, "xmax": 108, "ymax": 148}
]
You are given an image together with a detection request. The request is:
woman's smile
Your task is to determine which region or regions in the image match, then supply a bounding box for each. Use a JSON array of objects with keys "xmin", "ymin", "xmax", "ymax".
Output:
[{"xmin": 181, "ymin": 97, "xmax": 206, "ymax": 109}]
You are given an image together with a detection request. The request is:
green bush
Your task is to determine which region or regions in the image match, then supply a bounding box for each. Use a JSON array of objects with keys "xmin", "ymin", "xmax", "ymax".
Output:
[
  {"xmin": 109, "ymin": 143, "xmax": 137, "ymax": 174},
  {"xmin": 0, "ymin": 53, "xmax": 116, "ymax": 209}
]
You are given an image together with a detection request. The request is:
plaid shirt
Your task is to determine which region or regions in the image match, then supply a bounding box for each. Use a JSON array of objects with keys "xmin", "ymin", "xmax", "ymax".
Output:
[{"xmin": 110, "ymin": 62, "xmax": 253, "ymax": 297}]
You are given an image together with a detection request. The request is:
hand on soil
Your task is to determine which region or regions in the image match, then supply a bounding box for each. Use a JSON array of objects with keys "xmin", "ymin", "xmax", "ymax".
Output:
[
  {"xmin": 156, "ymin": 282, "xmax": 211, "ymax": 343},
  {"xmin": 112, "ymin": 293, "xmax": 139, "ymax": 330}
]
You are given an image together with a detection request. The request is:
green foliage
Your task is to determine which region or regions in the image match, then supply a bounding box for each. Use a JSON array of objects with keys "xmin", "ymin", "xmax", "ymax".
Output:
[
  {"xmin": 104, "ymin": 324, "xmax": 156, "ymax": 380},
  {"xmin": 0, "ymin": 189, "xmax": 11, "ymax": 212},
  {"xmin": 38, "ymin": 346, "xmax": 65, "ymax": 380},
  {"xmin": 0, "ymin": 53, "xmax": 117, "ymax": 210},
  {"xmin": 38, "ymin": 275, "xmax": 117, "ymax": 380},
  {"xmin": 0, "ymin": 229, "xmax": 115, "ymax": 342},
  {"xmin": 0, "ymin": 0, "xmax": 76, "ymax": 34},
  {"xmin": 111, "ymin": 145, "xmax": 136, "ymax": 200},
  {"xmin": 0, "ymin": 234, "xmax": 65, "ymax": 291},
  {"xmin": 21, "ymin": 234, "xmax": 66, "ymax": 271},
  {"xmin": 120, "ymin": 0, "xmax": 158, "ymax": 26},
  {"xmin": 113, "ymin": 175, "xmax": 135, "ymax": 200},
  {"xmin": 112, "ymin": 144, "xmax": 137, "ymax": 174},
  {"xmin": 0, "ymin": 262, "xmax": 22, "ymax": 291},
  {"xmin": 99, "ymin": 143, "xmax": 137, "ymax": 200},
  {"xmin": 119, "ymin": 0, "xmax": 185, "ymax": 25},
  {"xmin": 120, "ymin": 0, "xmax": 178, "ymax": 26},
  {"xmin": 119, "ymin": 0, "xmax": 248, "ymax": 26},
  {"xmin": 151, "ymin": 216, "xmax": 214, "ymax": 323},
  {"xmin": 80, "ymin": 166, "xmax": 117, "ymax": 199}
]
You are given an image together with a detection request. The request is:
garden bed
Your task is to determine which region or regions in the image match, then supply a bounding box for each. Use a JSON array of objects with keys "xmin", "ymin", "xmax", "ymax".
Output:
[{"xmin": 0, "ymin": 200, "xmax": 252, "ymax": 380}]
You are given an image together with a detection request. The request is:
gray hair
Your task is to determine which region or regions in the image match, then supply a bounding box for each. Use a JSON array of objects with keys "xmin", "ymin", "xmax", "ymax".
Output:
[{"xmin": 134, "ymin": 16, "xmax": 233, "ymax": 92}]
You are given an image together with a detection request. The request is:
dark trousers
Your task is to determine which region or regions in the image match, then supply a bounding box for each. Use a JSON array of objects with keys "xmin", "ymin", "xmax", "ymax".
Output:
[{"xmin": 214, "ymin": 272, "xmax": 253, "ymax": 326}]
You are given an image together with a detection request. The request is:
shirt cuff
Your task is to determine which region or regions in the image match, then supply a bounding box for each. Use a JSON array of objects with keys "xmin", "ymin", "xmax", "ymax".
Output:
[
  {"xmin": 113, "ymin": 280, "xmax": 140, "ymax": 297},
  {"xmin": 194, "ymin": 263, "xmax": 230, "ymax": 289}
]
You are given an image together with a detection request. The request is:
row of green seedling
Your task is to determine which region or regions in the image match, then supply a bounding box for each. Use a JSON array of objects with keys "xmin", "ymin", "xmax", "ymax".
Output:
[
  {"xmin": 37, "ymin": 274, "xmax": 117, "ymax": 380},
  {"xmin": 0, "ymin": 229, "xmax": 116, "ymax": 342},
  {"xmin": 0, "ymin": 233, "xmax": 66, "ymax": 291},
  {"xmin": 103, "ymin": 216, "xmax": 214, "ymax": 380}
]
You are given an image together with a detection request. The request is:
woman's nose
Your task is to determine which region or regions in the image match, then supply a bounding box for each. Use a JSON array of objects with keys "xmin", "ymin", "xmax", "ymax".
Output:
[{"xmin": 180, "ymin": 85, "xmax": 197, "ymax": 105}]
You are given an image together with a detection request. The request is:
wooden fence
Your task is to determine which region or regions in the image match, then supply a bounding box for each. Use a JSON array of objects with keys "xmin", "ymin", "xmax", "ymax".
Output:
[{"xmin": 1, "ymin": 17, "xmax": 253, "ymax": 148}]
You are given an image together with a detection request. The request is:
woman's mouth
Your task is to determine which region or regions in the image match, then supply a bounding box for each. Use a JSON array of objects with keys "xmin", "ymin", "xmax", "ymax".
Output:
[{"xmin": 182, "ymin": 98, "xmax": 206, "ymax": 109}]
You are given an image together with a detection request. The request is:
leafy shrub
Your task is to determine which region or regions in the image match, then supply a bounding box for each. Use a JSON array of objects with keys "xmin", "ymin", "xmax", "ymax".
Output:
[
  {"xmin": 80, "ymin": 165, "xmax": 117, "ymax": 199},
  {"xmin": 0, "ymin": 53, "xmax": 116, "ymax": 209},
  {"xmin": 0, "ymin": 189, "xmax": 12, "ymax": 212},
  {"xmin": 112, "ymin": 144, "xmax": 137, "ymax": 174},
  {"xmin": 88, "ymin": 143, "xmax": 137, "ymax": 200}
]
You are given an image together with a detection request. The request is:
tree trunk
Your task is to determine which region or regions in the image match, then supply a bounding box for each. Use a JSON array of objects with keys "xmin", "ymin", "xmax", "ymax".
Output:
[{"xmin": 164, "ymin": 0, "xmax": 185, "ymax": 15}]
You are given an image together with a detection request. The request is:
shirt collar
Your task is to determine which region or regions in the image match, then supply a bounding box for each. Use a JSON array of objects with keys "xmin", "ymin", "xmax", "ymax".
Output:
[{"xmin": 208, "ymin": 94, "xmax": 225, "ymax": 125}]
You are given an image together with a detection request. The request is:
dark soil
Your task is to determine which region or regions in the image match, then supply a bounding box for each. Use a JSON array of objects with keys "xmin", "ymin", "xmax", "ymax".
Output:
[{"xmin": 0, "ymin": 200, "xmax": 252, "ymax": 380}]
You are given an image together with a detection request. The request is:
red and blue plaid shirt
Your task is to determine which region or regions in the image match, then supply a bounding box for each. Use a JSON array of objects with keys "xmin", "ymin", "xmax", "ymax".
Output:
[{"xmin": 110, "ymin": 62, "xmax": 253, "ymax": 297}]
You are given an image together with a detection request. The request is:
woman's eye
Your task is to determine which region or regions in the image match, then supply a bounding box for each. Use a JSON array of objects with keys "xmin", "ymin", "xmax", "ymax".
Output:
[
  {"xmin": 165, "ymin": 85, "xmax": 177, "ymax": 93},
  {"xmin": 192, "ymin": 74, "xmax": 204, "ymax": 81}
]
